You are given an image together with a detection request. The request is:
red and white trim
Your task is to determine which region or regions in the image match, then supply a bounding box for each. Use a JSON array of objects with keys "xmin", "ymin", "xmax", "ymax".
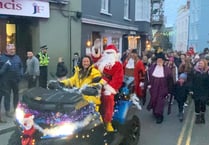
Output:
[{"xmin": 104, "ymin": 84, "xmax": 116, "ymax": 94}]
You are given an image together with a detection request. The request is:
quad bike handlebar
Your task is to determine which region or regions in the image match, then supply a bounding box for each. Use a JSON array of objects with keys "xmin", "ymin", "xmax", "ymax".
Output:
[{"xmin": 47, "ymin": 80, "xmax": 101, "ymax": 96}]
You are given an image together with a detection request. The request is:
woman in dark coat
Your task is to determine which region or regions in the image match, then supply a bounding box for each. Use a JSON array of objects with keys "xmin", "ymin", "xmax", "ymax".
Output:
[
  {"xmin": 147, "ymin": 52, "xmax": 173, "ymax": 124},
  {"xmin": 56, "ymin": 57, "xmax": 68, "ymax": 81},
  {"xmin": 191, "ymin": 59, "xmax": 209, "ymax": 124}
]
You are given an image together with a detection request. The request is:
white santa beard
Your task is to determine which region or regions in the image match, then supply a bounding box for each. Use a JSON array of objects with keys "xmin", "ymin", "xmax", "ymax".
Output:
[
  {"xmin": 97, "ymin": 53, "xmax": 116, "ymax": 72},
  {"xmin": 23, "ymin": 119, "xmax": 34, "ymax": 130}
]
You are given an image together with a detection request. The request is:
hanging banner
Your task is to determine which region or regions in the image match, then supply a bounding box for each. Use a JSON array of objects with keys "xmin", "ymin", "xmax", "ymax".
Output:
[{"xmin": 0, "ymin": 0, "xmax": 50, "ymax": 18}]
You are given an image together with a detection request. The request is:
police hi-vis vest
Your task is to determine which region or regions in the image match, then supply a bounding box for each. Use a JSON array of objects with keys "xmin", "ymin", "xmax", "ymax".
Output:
[{"xmin": 38, "ymin": 52, "xmax": 49, "ymax": 66}]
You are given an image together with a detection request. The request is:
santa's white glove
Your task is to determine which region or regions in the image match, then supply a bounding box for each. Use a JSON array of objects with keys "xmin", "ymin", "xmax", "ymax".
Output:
[
  {"xmin": 104, "ymin": 89, "xmax": 111, "ymax": 96},
  {"xmin": 5, "ymin": 60, "xmax": 11, "ymax": 66},
  {"xmin": 148, "ymin": 85, "xmax": 151, "ymax": 89}
]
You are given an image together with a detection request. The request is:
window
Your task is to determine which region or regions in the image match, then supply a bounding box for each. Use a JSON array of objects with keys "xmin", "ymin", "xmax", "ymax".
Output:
[
  {"xmin": 101, "ymin": 0, "xmax": 110, "ymax": 13},
  {"xmin": 135, "ymin": 0, "xmax": 151, "ymax": 22},
  {"xmin": 112, "ymin": 37, "xmax": 119, "ymax": 49},
  {"xmin": 124, "ymin": 0, "xmax": 130, "ymax": 19}
]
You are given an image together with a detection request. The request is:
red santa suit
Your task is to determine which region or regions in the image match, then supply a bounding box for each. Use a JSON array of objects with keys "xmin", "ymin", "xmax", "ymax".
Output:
[
  {"xmin": 123, "ymin": 51, "xmax": 146, "ymax": 98},
  {"xmin": 96, "ymin": 44, "xmax": 124, "ymax": 125},
  {"xmin": 134, "ymin": 60, "xmax": 146, "ymax": 98}
]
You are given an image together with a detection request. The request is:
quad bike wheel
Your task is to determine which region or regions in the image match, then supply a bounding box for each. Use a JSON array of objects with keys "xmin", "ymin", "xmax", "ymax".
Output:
[{"xmin": 119, "ymin": 116, "xmax": 140, "ymax": 145}]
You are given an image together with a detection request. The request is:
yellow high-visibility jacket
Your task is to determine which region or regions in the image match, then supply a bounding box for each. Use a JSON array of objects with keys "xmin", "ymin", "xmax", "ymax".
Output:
[{"xmin": 61, "ymin": 65, "xmax": 102, "ymax": 105}]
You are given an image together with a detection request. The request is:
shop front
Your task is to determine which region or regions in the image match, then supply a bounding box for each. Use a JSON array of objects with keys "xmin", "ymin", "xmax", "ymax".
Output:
[
  {"xmin": 81, "ymin": 20, "xmax": 141, "ymax": 58},
  {"xmin": 0, "ymin": 0, "xmax": 49, "ymax": 63},
  {"xmin": 0, "ymin": 0, "xmax": 82, "ymax": 76}
]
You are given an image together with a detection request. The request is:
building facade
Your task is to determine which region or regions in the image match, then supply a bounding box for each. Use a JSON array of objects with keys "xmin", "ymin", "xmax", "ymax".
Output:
[
  {"xmin": 81, "ymin": 0, "xmax": 151, "ymax": 56},
  {"xmin": 175, "ymin": 3, "xmax": 189, "ymax": 52},
  {"xmin": 0, "ymin": 0, "xmax": 81, "ymax": 76},
  {"xmin": 0, "ymin": 0, "xmax": 152, "ymax": 79},
  {"xmin": 150, "ymin": 0, "xmax": 165, "ymax": 50},
  {"xmin": 188, "ymin": 0, "xmax": 209, "ymax": 52}
]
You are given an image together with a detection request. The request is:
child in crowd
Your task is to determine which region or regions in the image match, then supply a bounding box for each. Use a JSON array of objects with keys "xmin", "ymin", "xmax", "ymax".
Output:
[{"xmin": 173, "ymin": 73, "xmax": 190, "ymax": 122}]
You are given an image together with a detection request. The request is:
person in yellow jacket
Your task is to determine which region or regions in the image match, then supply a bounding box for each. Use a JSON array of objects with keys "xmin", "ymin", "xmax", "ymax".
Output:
[
  {"xmin": 36, "ymin": 45, "xmax": 50, "ymax": 88},
  {"xmin": 61, "ymin": 55, "xmax": 102, "ymax": 110}
]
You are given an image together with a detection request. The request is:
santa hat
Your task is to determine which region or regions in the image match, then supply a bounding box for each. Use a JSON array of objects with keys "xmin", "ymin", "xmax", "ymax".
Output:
[
  {"xmin": 24, "ymin": 113, "xmax": 34, "ymax": 121},
  {"xmin": 104, "ymin": 44, "xmax": 119, "ymax": 53}
]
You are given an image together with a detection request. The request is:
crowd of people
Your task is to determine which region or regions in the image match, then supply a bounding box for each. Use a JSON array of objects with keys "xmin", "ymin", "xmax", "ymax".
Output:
[
  {"xmin": 133, "ymin": 47, "xmax": 209, "ymax": 124},
  {"xmin": 0, "ymin": 44, "xmax": 50, "ymax": 122},
  {"xmin": 1, "ymin": 42, "xmax": 209, "ymax": 132}
]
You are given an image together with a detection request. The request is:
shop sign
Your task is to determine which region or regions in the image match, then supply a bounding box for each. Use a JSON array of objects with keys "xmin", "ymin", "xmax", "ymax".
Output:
[{"xmin": 0, "ymin": 0, "xmax": 49, "ymax": 18}]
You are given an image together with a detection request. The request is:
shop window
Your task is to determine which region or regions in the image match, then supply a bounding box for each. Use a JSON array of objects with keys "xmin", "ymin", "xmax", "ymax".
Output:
[
  {"xmin": 101, "ymin": 0, "xmax": 110, "ymax": 14},
  {"xmin": 6, "ymin": 24, "xmax": 16, "ymax": 44},
  {"xmin": 128, "ymin": 36, "xmax": 140, "ymax": 49},
  {"xmin": 112, "ymin": 37, "xmax": 119, "ymax": 49},
  {"xmin": 103, "ymin": 37, "xmax": 108, "ymax": 49}
]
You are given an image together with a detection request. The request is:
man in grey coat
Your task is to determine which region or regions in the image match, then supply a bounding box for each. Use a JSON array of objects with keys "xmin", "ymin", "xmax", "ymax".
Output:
[{"xmin": 25, "ymin": 51, "xmax": 40, "ymax": 88}]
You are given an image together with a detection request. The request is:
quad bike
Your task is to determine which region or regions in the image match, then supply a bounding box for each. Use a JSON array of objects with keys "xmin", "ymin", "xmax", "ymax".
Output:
[{"xmin": 8, "ymin": 76, "xmax": 141, "ymax": 145}]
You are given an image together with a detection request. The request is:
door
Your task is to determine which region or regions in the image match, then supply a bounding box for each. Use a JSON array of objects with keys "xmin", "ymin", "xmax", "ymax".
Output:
[{"xmin": 0, "ymin": 19, "xmax": 7, "ymax": 53}]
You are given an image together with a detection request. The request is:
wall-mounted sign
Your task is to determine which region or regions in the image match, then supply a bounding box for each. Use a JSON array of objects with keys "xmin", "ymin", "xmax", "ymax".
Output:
[{"xmin": 0, "ymin": 0, "xmax": 50, "ymax": 18}]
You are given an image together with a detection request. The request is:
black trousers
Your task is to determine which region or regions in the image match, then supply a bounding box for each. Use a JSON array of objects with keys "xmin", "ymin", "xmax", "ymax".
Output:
[
  {"xmin": 4, "ymin": 80, "xmax": 19, "ymax": 111},
  {"xmin": 28, "ymin": 75, "xmax": 38, "ymax": 88},
  {"xmin": 177, "ymin": 100, "xmax": 185, "ymax": 113},
  {"xmin": 39, "ymin": 66, "xmax": 48, "ymax": 88},
  {"xmin": 194, "ymin": 99, "xmax": 206, "ymax": 113}
]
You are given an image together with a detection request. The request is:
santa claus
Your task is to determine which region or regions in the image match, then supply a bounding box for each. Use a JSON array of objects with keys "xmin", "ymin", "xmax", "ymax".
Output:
[
  {"xmin": 96, "ymin": 44, "xmax": 124, "ymax": 132},
  {"xmin": 21, "ymin": 113, "xmax": 36, "ymax": 145}
]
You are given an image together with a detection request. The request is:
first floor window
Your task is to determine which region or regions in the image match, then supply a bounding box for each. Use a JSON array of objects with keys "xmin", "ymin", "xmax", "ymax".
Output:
[{"xmin": 101, "ymin": 0, "xmax": 109, "ymax": 13}]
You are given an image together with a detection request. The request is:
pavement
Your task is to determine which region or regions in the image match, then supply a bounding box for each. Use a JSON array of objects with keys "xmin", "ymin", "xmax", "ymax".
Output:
[{"xmin": 0, "ymin": 80, "xmax": 28, "ymax": 135}]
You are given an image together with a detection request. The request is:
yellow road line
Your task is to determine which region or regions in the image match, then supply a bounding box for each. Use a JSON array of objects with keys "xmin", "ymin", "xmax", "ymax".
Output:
[
  {"xmin": 177, "ymin": 103, "xmax": 193, "ymax": 145},
  {"xmin": 185, "ymin": 112, "xmax": 195, "ymax": 145}
]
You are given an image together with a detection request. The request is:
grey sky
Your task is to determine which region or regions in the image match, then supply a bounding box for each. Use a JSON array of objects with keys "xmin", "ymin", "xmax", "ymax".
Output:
[{"xmin": 164, "ymin": 0, "xmax": 187, "ymax": 27}]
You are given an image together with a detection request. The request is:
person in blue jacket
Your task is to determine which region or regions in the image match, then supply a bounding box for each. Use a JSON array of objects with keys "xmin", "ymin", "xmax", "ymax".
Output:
[
  {"xmin": 0, "ymin": 59, "xmax": 11, "ymax": 122},
  {"xmin": 0, "ymin": 44, "xmax": 23, "ymax": 117}
]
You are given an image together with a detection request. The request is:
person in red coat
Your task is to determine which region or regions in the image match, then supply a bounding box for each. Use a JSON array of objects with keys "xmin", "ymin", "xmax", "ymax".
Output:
[
  {"xmin": 96, "ymin": 44, "xmax": 124, "ymax": 132},
  {"xmin": 123, "ymin": 49, "xmax": 146, "ymax": 102}
]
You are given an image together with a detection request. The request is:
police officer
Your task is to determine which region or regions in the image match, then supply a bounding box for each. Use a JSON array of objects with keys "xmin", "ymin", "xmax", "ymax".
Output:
[{"xmin": 36, "ymin": 45, "xmax": 50, "ymax": 88}]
